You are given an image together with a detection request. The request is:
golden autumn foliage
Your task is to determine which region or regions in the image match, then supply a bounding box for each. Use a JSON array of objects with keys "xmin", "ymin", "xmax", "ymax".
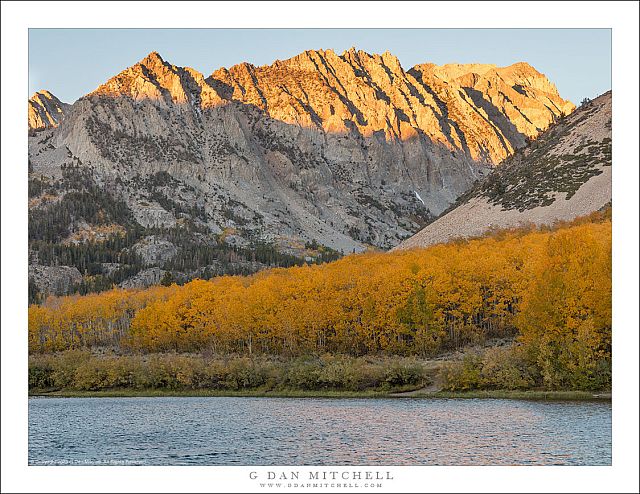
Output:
[
  {"xmin": 514, "ymin": 222, "xmax": 612, "ymax": 389},
  {"xmin": 28, "ymin": 285, "xmax": 178, "ymax": 352},
  {"xmin": 29, "ymin": 216, "xmax": 611, "ymax": 386}
]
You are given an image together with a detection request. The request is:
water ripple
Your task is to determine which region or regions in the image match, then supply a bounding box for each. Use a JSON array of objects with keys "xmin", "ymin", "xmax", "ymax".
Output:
[{"xmin": 28, "ymin": 397, "xmax": 611, "ymax": 466}]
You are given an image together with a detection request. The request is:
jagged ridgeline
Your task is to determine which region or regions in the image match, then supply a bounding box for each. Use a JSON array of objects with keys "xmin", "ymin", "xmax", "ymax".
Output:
[
  {"xmin": 396, "ymin": 91, "xmax": 612, "ymax": 250},
  {"xmin": 28, "ymin": 49, "xmax": 574, "ymax": 300}
]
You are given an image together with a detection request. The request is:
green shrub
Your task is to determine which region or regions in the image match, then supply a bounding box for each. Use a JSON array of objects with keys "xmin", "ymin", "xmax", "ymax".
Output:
[
  {"xmin": 284, "ymin": 357, "xmax": 322, "ymax": 390},
  {"xmin": 74, "ymin": 359, "xmax": 111, "ymax": 390},
  {"xmin": 384, "ymin": 359, "xmax": 425, "ymax": 388},
  {"xmin": 442, "ymin": 354, "xmax": 484, "ymax": 391},
  {"xmin": 480, "ymin": 347, "xmax": 537, "ymax": 390},
  {"xmin": 133, "ymin": 355, "xmax": 177, "ymax": 389},
  {"xmin": 224, "ymin": 358, "xmax": 269, "ymax": 390},
  {"xmin": 29, "ymin": 361, "xmax": 54, "ymax": 388},
  {"xmin": 49, "ymin": 350, "xmax": 91, "ymax": 388},
  {"xmin": 105, "ymin": 357, "xmax": 139, "ymax": 388}
]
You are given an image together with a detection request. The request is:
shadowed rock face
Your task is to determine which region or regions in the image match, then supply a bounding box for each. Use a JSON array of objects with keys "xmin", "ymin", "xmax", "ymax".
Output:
[
  {"xmin": 28, "ymin": 49, "xmax": 574, "ymax": 254},
  {"xmin": 28, "ymin": 90, "xmax": 70, "ymax": 131},
  {"xmin": 28, "ymin": 264, "xmax": 82, "ymax": 295},
  {"xmin": 212, "ymin": 51, "xmax": 573, "ymax": 164},
  {"xmin": 395, "ymin": 91, "xmax": 611, "ymax": 251}
]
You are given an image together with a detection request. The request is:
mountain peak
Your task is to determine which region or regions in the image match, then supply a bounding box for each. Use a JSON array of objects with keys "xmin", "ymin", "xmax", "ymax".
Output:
[
  {"xmin": 138, "ymin": 51, "xmax": 167, "ymax": 68},
  {"xmin": 28, "ymin": 90, "xmax": 69, "ymax": 131},
  {"xmin": 495, "ymin": 62, "xmax": 562, "ymax": 98},
  {"xmin": 32, "ymin": 89, "xmax": 57, "ymax": 100},
  {"xmin": 341, "ymin": 46, "xmax": 372, "ymax": 60},
  {"xmin": 507, "ymin": 61, "xmax": 536, "ymax": 70},
  {"xmin": 90, "ymin": 51, "xmax": 225, "ymax": 108}
]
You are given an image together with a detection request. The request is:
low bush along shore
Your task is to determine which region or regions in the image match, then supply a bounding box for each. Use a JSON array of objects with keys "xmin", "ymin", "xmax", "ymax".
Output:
[
  {"xmin": 29, "ymin": 351, "xmax": 610, "ymax": 399},
  {"xmin": 29, "ymin": 351, "xmax": 429, "ymax": 394}
]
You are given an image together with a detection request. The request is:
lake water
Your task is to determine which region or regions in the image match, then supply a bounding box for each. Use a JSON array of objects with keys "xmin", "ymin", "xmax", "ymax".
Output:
[{"xmin": 28, "ymin": 397, "xmax": 611, "ymax": 466}]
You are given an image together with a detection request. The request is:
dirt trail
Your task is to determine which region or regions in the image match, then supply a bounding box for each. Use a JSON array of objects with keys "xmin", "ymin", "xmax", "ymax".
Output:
[{"xmin": 389, "ymin": 361, "xmax": 447, "ymax": 397}]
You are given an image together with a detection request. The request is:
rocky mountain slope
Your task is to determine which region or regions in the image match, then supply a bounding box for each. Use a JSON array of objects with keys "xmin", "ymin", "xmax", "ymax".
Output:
[
  {"xmin": 28, "ymin": 90, "xmax": 70, "ymax": 131},
  {"xmin": 395, "ymin": 91, "xmax": 611, "ymax": 250},
  {"xmin": 28, "ymin": 49, "xmax": 574, "ymax": 299}
]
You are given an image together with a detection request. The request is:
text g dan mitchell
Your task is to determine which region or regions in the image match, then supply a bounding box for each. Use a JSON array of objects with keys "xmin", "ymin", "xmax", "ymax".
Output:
[{"xmin": 249, "ymin": 471, "xmax": 394, "ymax": 481}]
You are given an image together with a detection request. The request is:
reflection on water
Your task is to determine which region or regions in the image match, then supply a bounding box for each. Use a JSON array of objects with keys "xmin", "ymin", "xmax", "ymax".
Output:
[{"xmin": 28, "ymin": 397, "xmax": 611, "ymax": 465}]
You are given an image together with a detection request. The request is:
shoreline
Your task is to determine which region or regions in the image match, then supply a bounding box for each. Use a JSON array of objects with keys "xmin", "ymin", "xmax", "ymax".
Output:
[{"xmin": 29, "ymin": 388, "xmax": 611, "ymax": 401}]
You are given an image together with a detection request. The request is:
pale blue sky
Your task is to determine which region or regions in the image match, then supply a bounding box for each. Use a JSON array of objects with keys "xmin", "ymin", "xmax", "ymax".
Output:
[{"xmin": 29, "ymin": 29, "xmax": 611, "ymax": 105}]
